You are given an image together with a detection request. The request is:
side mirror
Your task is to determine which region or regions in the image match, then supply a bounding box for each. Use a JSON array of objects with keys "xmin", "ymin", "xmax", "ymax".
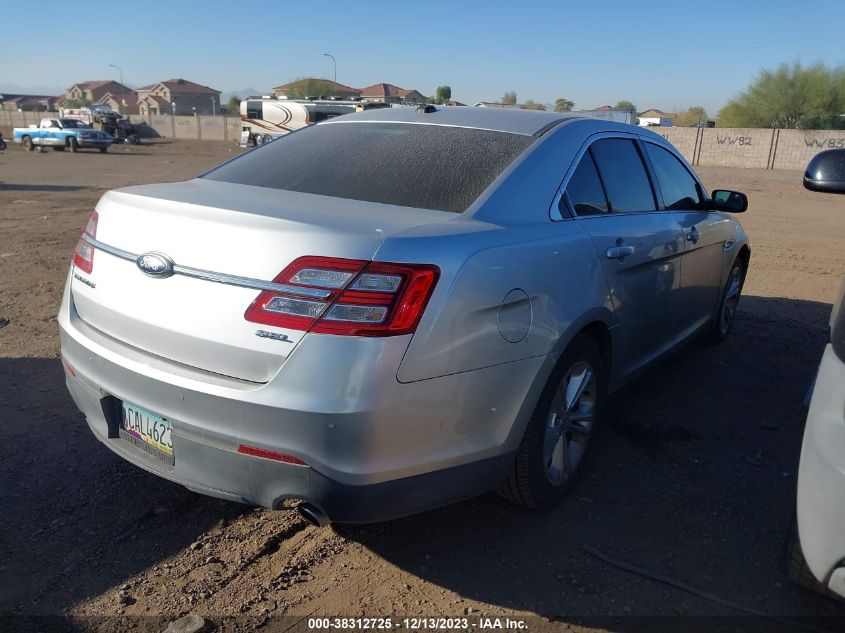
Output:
[
  {"xmin": 804, "ymin": 148, "xmax": 845, "ymax": 194},
  {"xmin": 711, "ymin": 189, "xmax": 748, "ymax": 213}
]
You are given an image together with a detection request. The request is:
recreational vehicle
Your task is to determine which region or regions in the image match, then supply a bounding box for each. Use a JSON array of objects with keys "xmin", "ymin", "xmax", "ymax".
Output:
[{"xmin": 239, "ymin": 97, "xmax": 389, "ymax": 146}]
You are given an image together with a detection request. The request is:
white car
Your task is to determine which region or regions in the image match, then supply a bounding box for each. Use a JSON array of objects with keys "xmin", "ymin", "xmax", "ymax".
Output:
[{"xmin": 792, "ymin": 148, "xmax": 845, "ymax": 597}]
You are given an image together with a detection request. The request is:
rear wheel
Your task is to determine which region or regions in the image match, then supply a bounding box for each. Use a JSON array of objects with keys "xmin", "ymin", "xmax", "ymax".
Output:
[
  {"xmin": 253, "ymin": 134, "xmax": 263, "ymax": 146},
  {"xmin": 68, "ymin": 137, "xmax": 79, "ymax": 153},
  {"xmin": 709, "ymin": 259, "xmax": 744, "ymax": 343},
  {"xmin": 497, "ymin": 334, "xmax": 604, "ymax": 509},
  {"xmin": 22, "ymin": 136, "xmax": 34, "ymax": 151}
]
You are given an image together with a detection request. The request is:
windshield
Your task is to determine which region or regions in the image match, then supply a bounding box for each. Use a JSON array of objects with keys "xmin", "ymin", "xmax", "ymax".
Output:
[
  {"xmin": 59, "ymin": 119, "xmax": 89, "ymax": 129},
  {"xmin": 203, "ymin": 122, "xmax": 535, "ymax": 213}
]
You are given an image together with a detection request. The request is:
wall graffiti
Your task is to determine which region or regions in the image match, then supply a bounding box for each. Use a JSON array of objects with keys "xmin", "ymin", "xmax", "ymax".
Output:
[{"xmin": 716, "ymin": 135, "xmax": 752, "ymax": 146}]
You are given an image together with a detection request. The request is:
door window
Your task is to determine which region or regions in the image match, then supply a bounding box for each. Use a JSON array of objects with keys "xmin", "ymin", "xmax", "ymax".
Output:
[
  {"xmin": 645, "ymin": 143, "xmax": 704, "ymax": 210},
  {"xmin": 563, "ymin": 151, "xmax": 609, "ymax": 216},
  {"xmin": 590, "ymin": 139, "xmax": 658, "ymax": 213}
]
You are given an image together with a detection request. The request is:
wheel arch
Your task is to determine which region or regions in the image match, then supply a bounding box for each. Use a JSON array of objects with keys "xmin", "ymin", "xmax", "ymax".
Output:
[{"xmin": 501, "ymin": 311, "xmax": 616, "ymax": 455}]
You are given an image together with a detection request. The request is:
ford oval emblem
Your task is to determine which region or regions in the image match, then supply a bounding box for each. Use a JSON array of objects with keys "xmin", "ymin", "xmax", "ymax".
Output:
[{"xmin": 136, "ymin": 252, "xmax": 175, "ymax": 278}]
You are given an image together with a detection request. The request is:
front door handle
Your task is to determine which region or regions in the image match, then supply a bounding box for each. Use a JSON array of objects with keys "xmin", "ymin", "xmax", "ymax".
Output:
[
  {"xmin": 686, "ymin": 227, "xmax": 700, "ymax": 244},
  {"xmin": 606, "ymin": 245, "xmax": 635, "ymax": 260}
]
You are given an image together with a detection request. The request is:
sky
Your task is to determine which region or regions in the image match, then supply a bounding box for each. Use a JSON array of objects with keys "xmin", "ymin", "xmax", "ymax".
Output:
[{"xmin": 2, "ymin": 0, "xmax": 844, "ymax": 115}]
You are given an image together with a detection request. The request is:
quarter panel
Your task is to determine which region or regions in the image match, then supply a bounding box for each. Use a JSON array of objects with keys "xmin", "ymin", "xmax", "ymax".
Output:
[{"xmin": 387, "ymin": 220, "xmax": 613, "ymax": 383}]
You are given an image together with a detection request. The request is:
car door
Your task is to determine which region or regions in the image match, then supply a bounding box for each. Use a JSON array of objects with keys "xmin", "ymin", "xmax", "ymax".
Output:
[
  {"xmin": 563, "ymin": 136, "xmax": 685, "ymax": 379},
  {"xmin": 643, "ymin": 141, "xmax": 728, "ymax": 334},
  {"xmin": 42, "ymin": 119, "xmax": 60, "ymax": 145}
]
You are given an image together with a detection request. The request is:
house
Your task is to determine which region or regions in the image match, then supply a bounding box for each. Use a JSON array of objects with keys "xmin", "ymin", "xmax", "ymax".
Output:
[
  {"xmin": 0, "ymin": 94, "xmax": 59, "ymax": 112},
  {"xmin": 65, "ymin": 80, "xmax": 132, "ymax": 105},
  {"xmin": 97, "ymin": 90, "xmax": 140, "ymax": 115},
  {"xmin": 273, "ymin": 79, "xmax": 361, "ymax": 100},
  {"xmin": 136, "ymin": 79, "xmax": 221, "ymax": 116},
  {"xmin": 358, "ymin": 83, "xmax": 427, "ymax": 104},
  {"xmin": 638, "ymin": 108, "xmax": 676, "ymax": 127},
  {"xmin": 446, "ymin": 100, "xmax": 466, "ymax": 107}
]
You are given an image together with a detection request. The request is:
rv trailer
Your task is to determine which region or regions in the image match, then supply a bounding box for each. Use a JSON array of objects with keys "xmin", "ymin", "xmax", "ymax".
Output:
[{"xmin": 239, "ymin": 97, "xmax": 389, "ymax": 146}]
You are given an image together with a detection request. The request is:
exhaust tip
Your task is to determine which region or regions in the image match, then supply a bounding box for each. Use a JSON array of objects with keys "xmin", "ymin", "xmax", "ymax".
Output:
[{"xmin": 297, "ymin": 502, "xmax": 330, "ymax": 528}]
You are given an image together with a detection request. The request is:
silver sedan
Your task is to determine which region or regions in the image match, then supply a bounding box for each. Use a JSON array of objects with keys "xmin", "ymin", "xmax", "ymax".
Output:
[{"xmin": 58, "ymin": 106, "xmax": 750, "ymax": 525}]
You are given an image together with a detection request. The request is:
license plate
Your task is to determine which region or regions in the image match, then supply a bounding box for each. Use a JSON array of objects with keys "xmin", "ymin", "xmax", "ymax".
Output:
[{"xmin": 120, "ymin": 401, "xmax": 173, "ymax": 463}]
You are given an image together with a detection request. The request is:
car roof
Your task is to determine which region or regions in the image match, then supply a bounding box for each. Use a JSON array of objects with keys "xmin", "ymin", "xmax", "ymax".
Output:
[{"xmin": 320, "ymin": 105, "xmax": 577, "ymax": 136}]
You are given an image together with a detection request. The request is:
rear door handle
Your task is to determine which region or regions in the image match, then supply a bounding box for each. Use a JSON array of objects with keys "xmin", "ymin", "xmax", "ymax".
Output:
[{"xmin": 606, "ymin": 245, "xmax": 635, "ymax": 259}]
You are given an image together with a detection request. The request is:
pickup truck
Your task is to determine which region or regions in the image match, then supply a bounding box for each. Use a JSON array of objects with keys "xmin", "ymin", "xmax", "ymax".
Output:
[{"xmin": 13, "ymin": 118, "xmax": 112, "ymax": 153}]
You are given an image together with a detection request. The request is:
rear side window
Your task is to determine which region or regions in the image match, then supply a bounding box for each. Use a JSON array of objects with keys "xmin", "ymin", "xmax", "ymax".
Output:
[
  {"xmin": 645, "ymin": 143, "xmax": 704, "ymax": 210},
  {"xmin": 204, "ymin": 122, "xmax": 534, "ymax": 213},
  {"xmin": 564, "ymin": 152, "xmax": 609, "ymax": 216},
  {"xmin": 590, "ymin": 139, "xmax": 657, "ymax": 213}
]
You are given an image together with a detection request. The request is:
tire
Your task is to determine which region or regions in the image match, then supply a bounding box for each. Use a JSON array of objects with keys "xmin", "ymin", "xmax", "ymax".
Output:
[
  {"xmin": 99, "ymin": 146, "xmax": 108, "ymax": 153},
  {"xmin": 787, "ymin": 525, "xmax": 835, "ymax": 598},
  {"xmin": 253, "ymin": 134, "xmax": 263, "ymax": 146},
  {"xmin": 22, "ymin": 136, "xmax": 34, "ymax": 151},
  {"xmin": 263, "ymin": 134, "xmax": 273, "ymax": 143},
  {"xmin": 68, "ymin": 137, "xmax": 79, "ymax": 153},
  {"xmin": 708, "ymin": 258, "xmax": 745, "ymax": 343},
  {"xmin": 0, "ymin": 139, "xmax": 6, "ymax": 151},
  {"xmin": 497, "ymin": 334, "xmax": 605, "ymax": 509}
]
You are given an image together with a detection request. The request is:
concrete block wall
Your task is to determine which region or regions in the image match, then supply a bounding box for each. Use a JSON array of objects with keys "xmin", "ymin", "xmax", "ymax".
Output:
[
  {"xmin": 647, "ymin": 127, "xmax": 699, "ymax": 162},
  {"xmin": 2, "ymin": 106, "xmax": 843, "ymax": 169},
  {"xmin": 695, "ymin": 128, "xmax": 775, "ymax": 169},
  {"xmin": 770, "ymin": 129, "xmax": 845, "ymax": 170}
]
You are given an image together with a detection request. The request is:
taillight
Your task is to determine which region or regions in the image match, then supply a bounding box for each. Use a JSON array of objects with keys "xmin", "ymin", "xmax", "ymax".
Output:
[
  {"xmin": 72, "ymin": 210, "xmax": 98, "ymax": 274},
  {"xmin": 245, "ymin": 256, "xmax": 439, "ymax": 336}
]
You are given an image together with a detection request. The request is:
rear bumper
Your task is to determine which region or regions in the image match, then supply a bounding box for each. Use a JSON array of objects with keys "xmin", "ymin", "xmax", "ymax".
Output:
[
  {"xmin": 58, "ymin": 272, "xmax": 551, "ymax": 522},
  {"xmin": 797, "ymin": 344, "xmax": 845, "ymax": 596}
]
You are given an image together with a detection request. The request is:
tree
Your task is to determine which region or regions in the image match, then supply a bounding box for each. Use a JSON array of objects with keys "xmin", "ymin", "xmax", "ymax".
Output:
[
  {"xmin": 63, "ymin": 98, "xmax": 90, "ymax": 109},
  {"xmin": 435, "ymin": 85, "xmax": 452, "ymax": 105},
  {"xmin": 554, "ymin": 98, "xmax": 575, "ymax": 112},
  {"xmin": 614, "ymin": 100, "xmax": 637, "ymax": 113},
  {"xmin": 501, "ymin": 91, "xmax": 517, "ymax": 106},
  {"xmin": 718, "ymin": 62, "xmax": 845, "ymax": 129},
  {"xmin": 522, "ymin": 99, "xmax": 546, "ymax": 111},
  {"xmin": 226, "ymin": 96, "xmax": 241, "ymax": 113},
  {"xmin": 673, "ymin": 106, "xmax": 709, "ymax": 127}
]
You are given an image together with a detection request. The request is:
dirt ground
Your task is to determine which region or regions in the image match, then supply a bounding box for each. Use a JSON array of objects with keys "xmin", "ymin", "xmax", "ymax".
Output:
[{"xmin": 1, "ymin": 139, "xmax": 845, "ymax": 633}]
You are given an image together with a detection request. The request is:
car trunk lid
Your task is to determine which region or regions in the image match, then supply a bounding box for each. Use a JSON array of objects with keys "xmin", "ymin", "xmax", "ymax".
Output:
[{"xmin": 70, "ymin": 179, "xmax": 445, "ymax": 382}]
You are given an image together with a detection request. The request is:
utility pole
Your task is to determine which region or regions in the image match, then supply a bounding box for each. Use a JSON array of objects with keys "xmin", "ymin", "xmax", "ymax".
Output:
[{"xmin": 323, "ymin": 53, "xmax": 337, "ymax": 97}]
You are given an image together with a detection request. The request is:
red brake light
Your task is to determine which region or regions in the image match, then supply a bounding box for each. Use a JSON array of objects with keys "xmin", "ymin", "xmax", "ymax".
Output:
[
  {"xmin": 73, "ymin": 210, "xmax": 98, "ymax": 274},
  {"xmin": 245, "ymin": 256, "xmax": 439, "ymax": 337}
]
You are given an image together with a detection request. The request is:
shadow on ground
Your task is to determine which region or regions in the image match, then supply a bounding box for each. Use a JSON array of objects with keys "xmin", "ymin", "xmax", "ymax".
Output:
[
  {"xmin": 335, "ymin": 296, "xmax": 845, "ymax": 624},
  {"xmin": 0, "ymin": 357, "xmax": 234, "ymax": 616}
]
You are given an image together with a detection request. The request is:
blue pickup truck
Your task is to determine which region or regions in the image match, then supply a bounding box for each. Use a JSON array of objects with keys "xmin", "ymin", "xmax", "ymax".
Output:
[{"xmin": 13, "ymin": 118, "xmax": 112, "ymax": 153}]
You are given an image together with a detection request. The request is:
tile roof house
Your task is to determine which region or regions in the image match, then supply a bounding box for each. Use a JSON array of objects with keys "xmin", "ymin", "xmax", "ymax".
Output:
[
  {"xmin": 65, "ymin": 81, "xmax": 132, "ymax": 105},
  {"xmin": 358, "ymin": 83, "xmax": 427, "ymax": 104},
  {"xmin": 137, "ymin": 79, "xmax": 221, "ymax": 115},
  {"xmin": 98, "ymin": 91, "xmax": 140, "ymax": 115},
  {"xmin": 0, "ymin": 94, "xmax": 59, "ymax": 111},
  {"xmin": 638, "ymin": 108, "xmax": 677, "ymax": 119}
]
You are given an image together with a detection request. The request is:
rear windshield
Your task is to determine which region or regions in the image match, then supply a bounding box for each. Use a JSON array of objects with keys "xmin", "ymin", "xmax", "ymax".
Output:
[{"xmin": 203, "ymin": 122, "xmax": 535, "ymax": 213}]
